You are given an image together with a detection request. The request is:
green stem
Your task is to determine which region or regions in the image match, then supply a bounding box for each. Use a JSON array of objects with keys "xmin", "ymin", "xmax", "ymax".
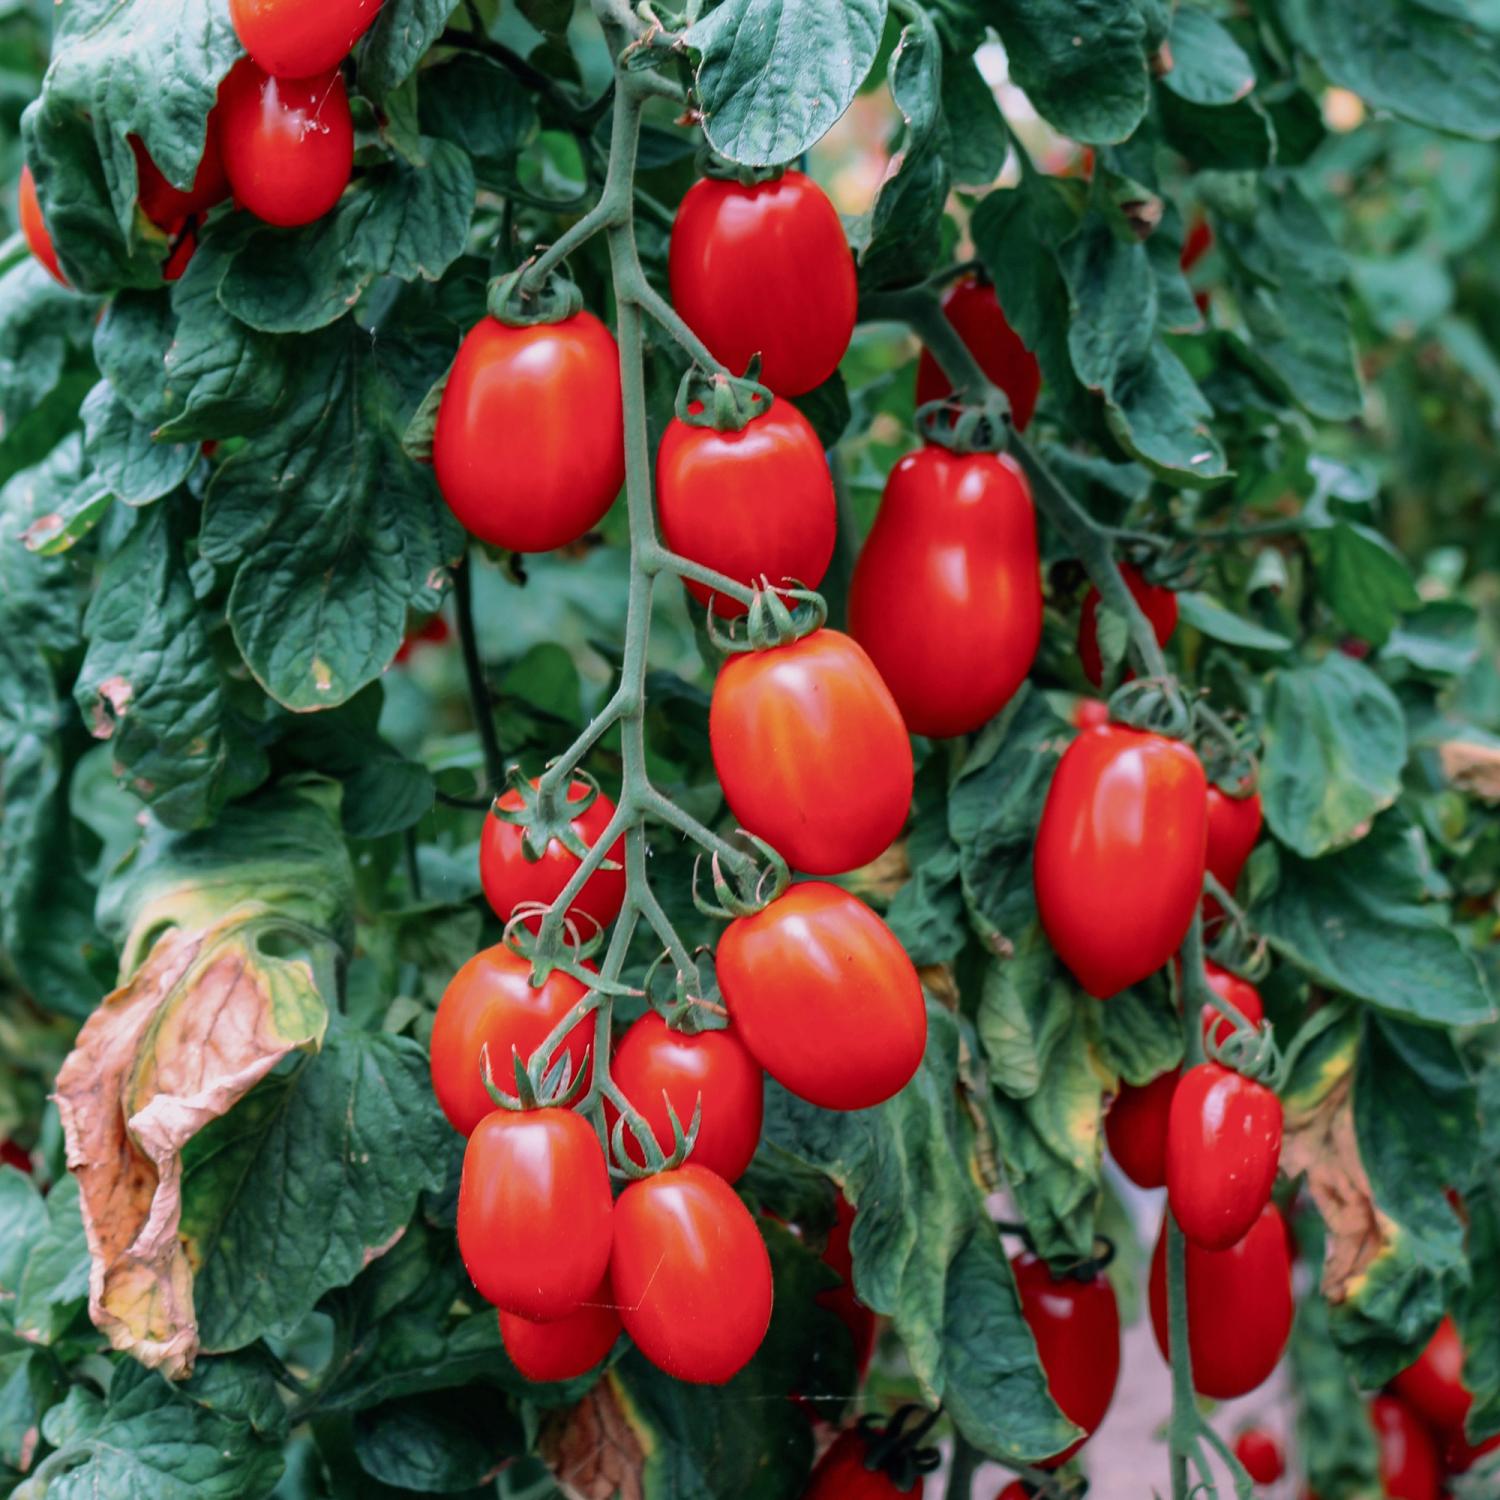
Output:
[
  {"xmin": 945, "ymin": 1433, "xmax": 981, "ymax": 1500},
  {"xmin": 453, "ymin": 553, "xmax": 505, "ymax": 797}
]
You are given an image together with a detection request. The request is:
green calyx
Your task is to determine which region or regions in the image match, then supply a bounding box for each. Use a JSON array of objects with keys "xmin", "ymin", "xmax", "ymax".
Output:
[
  {"xmin": 695, "ymin": 144, "xmax": 786, "ymax": 188},
  {"xmin": 486, "ymin": 264, "xmax": 585, "ymax": 327},
  {"xmin": 606, "ymin": 1084, "xmax": 701, "ymax": 1179},
  {"xmin": 491, "ymin": 764, "xmax": 617, "ymax": 868},
  {"xmin": 674, "ymin": 361, "xmax": 775, "ymax": 431},
  {"xmin": 853, "ymin": 1407, "xmax": 943, "ymax": 1492},
  {"xmin": 915, "ymin": 390, "xmax": 1013, "ymax": 456},
  {"xmin": 690, "ymin": 833, "xmax": 791, "ymax": 920},
  {"xmin": 479, "ymin": 1036, "xmax": 591, "ymax": 1113},
  {"xmin": 1106, "ymin": 675, "xmax": 1194, "ymax": 740},
  {"xmin": 706, "ymin": 580, "xmax": 828, "ymax": 655}
]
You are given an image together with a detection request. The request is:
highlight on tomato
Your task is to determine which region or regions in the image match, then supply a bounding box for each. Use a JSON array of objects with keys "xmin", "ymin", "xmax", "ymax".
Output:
[
  {"xmin": 668, "ymin": 169, "xmax": 857, "ymax": 396},
  {"xmin": 1204, "ymin": 783, "xmax": 1263, "ymax": 923},
  {"xmin": 130, "ymin": 115, "xmax": 229, "ymax": 234},
  {"xmin": 914, "ymin": 274, "xmax": 1042, "ymax": 430},
  {"xmin": 1034, "ymin": 724, "xmax": 1207, "ymax": 998},
  {"xmin": 433, "ymin": 310, "xmax": 624, "ymax": 552},
  {"xmin": 497, "ymin": 1272, "xmax": 621, "ymax": 1384},
  {"xmin": 1201, "ymin": 959, "xmax": 1265, "ymax": 1049},
  {"xmin": 229, "ymin": 0, "xmax": 384, "ymax": 78},
  {"xmin": 18, "ymin": 166, "xmax": 66, "ymax": 286},
  {"xmin": 610, "ymin": 1163, "xmax": 772, "ymax": 1384},
  {"xmin": 709, "ymin": 628, "xmax": 912, "ymax": 876},
  {"xmin": 716, "ymin": 881, "xmax": 927, "ymax": 1111},
  {"xmin": 1104, "ymin": 1068, "xmax": 1179, "ymax": 1189},
  {"xmin": 1077, "ymin": 562, "xmax": 1178, "ymax": 687},
  {"xmin": 1232, "ymin": 1427, "xmax": 1284, "ymax": 1484},
  {"xmin": 217, "ymin": 59, "xmax": 354, "ymax": 228},
  {"xmin": 849, "ymin": 445, "xmax": 1042, "ymax": 738},
  {"xmin": 1371, "ymin": 1393, "xmax": 1442, "ymax": 1500}
]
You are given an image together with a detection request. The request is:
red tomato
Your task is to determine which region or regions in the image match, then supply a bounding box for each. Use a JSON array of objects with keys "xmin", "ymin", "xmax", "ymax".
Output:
[
  {"xmin": 710, "ymin": 629, "xmax": 912, "ymax": 875},
  {"xmin": 229, "ymin": 0, "xmax": 383, "ymax": 77},
  {"xmin": 608, "ymin": 1012, "xmax": 763, "ymax": 1181},
  {"xmin": 1072, "ymin": 697, "xmax": 1111, "ymax": 732},
  {"xmin": 1445, "ymin": 1428, "xmax": 1500, "ymax": 1472},
  {"xmin": 1034, "ymin": 725, "xmax": 1207, "ymax": 998},
  {"xmin": 393, "ymin": 612, "xmax": 450, "ymax": 663},
  {"xmin": 611, "ymin": 1163, "xmax": 772, "ymax": 1383},
  {"xmin": 1077, "ymin": 563, "xmax": 1179, "ymax": 687},
  {"xmin": 1233, "ymin": 1428, "xmax": 1284, "ymax": 1484},
  {"xmin": 433, "ymin": 312, "xmax": 624, "ymax": 552},
  {"xmin": 497, "ymin": 1271, "xmax": 620, "ymax": 1383},
  {"xmin": 0, "ymin": 1140, "xmax": 30, "ymax": 1174},
  {"xmin": 1204, "ymin": 785, "xmax": 1263, "ymax": 924},
  {"xmin": 218, "ymin": 60, "xmax": 353, "ymax": 227},
  {"xmin": 130, "ymin": 115, "xmax": 229, "ymax": 234},
  {"xmin": 1201, "ymin": 960, "xmax": 1265, "ymax": 1049},
  {"xmin": 996, "ymin": 1487, "xmax": 1036, "ymax": 1500},
  {"xmin": 802, "ymin": 1427, "xmax": 921, "ymax": 1499},
  {"xmin": 657, "ymin": 399, "xmax": 835, "ymax": 617},
  {"xmin": 1011, "ymin": 1251, "xmax": 1121, "ymax": 1466},
  {"xmin": 18, "ymin": 167, "xmax": 66, "ymax": 287},
  {"xmin": 1148, "ymin": 1202, "xmax": 1294, "ymax": 1400},
  {"xmin": 668, "ymin": 170, "xmax": 856, "ymax": 397},
  {"xmin": 818, "ymin": 1193, "xmax": 878, "ymax": 1378},
  {"xmin": 162, "ymin": 230, "xmax": 197, "ymax": 282},
  {"xmin": 430, "ymin": 943, "xmax": 595, "ymax": 1137},
  {"xmin": 915, "ymin": 275, "xmax": 1041, "ymax": 430},
  {"xmin": 479, "ymin": 779, "xmax": 626, "ymax": 934},
  {"xmin": 1166, "ymin": 1062, "xmax": 1282, "ymax": 1251},
  {"xmin": 716, "ymin": 882, "xmax": 926, "ymax": 1111},
  {"xmin": 1390, "ymin": 1316, "xmax": 1472, "ymax": 1438},
  {"xmin": 1371, "ymin": 1395, "xmax": 1442, "ymax": 1500},
  {"xmin": 1105, "ymin": 1068, "xmax": 1179, "ymax": 1189},
  {"xmin": 1181, "ymin": 214, "xmax": 1214, "ymax": 272},
  {"xmin": 849, "ymin": 445, "xmax": 1042, "ymax": 738}
]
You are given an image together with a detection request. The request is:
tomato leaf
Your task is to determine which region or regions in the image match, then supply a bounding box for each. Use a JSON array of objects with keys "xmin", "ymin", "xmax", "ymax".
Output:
[
  {"xmin": 1175, "ymin": 590, "xmax": 1293, "ymax": 653},
  {"xmin": 359, "ymin": 0, "xmax": 462, "ymax": 100},
  {"xmin": 1161, "ymin": 6, "xmax": 1256, "ymax": 106},
  {"xmin": 13, "ymin": 1176, "xmax": 91, "ymax": 1346},
  {"xmin": 80, "ymin": 380, "xmax": 198, "ymax": 505}
]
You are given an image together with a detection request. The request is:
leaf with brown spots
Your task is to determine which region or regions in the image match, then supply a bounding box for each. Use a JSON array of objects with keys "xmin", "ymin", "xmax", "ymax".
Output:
[{"xmin": 539, "ymin": 1376, "xmax": 646, "ymax": 1500}]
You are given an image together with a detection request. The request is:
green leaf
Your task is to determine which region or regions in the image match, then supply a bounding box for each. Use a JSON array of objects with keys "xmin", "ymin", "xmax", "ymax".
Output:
[
  {"xmin": 1089, "ymin": 976, "xmax": 1184, "ymax": 1087},
  {"xmin": 353, "ymin": 1390, "xmax": 525, "ymax": 1492},
  {"xmin": 789, "ymin": 372, "xmax": 850, "ymax": 450},
  {"xmin": 1260, "ymin": 652, "xmax": 1406, "ymax": 857},
  {"xmin": 1458, "ymin": 1184, "xmax": 1500, "ymax": 1446},
  {"xmin": 1306, "ymin": 521, "xmax": 1420, "ymax": 647},
  {"xmin": 0, "ymin": 1169, "xmax": 47, "ymax": 1323},
  {"xmin": 359, "ymin": 0, "xmax": 461, "ymax": 100},
  {"xmin": 1161, "ymin": 5, "xmax": 1256, "ymax": 105},
  {"xmin": 940, "ymin": 51, "xmax": 1008, "ymax": 187},
  {"xmin": 1175, "ymin": 590, "xmax": 1293, "ymax": 652},
  {"xmin": 81, "ymin": 380, "xmax": 198, "ymax": 505},
  {"xmin": 1382, "ymin": 600, "xmax": 1482, "ymax": 680},
  {"xmin": 0, "ymin": 260, "xmax": 97, "ymax": 445},
  {"xmin": 416, "ymin": 54, "xmax": 538, "ymax": 192},
  {"xmin": 13, "ymin": 1177, "xmax": 90, "ymax": 1345}
]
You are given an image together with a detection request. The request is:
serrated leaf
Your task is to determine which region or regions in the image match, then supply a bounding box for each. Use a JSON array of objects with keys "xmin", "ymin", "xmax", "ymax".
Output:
[
  {"xmin": 360, "ymin": 0, "xmax": 462, "ymax": 100},
  {"xmin": 81, "ymin": 380, "xmax": 197, "ymax": 505}
]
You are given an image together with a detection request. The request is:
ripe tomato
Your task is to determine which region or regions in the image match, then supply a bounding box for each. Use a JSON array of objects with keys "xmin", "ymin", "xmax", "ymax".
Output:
[
  {"xmin": 19, "ymin": 167, "xmax": 66, "ymax": 286},
  {"xmin": 716, "ymin": 882, "xmax": 926, "ymax": 1111},
  {"xmin": 915, "ymin": 275, "xmax": 1041, "ymax": 431},
  {"xmin": 131, "ymin": 115, "xmax": 229, "ymax": 234},
  {"xmin": 457, "ymin": 1106, "xmax": 612, "ymax": 1320},
  {"xmin": 818, "ymin": 1193, "xmax": 878, "ymax": 1378},
  {"xmin": 430, "ymin": 943, "xmax": 595, "ymax": 1137},
  {"xmin": 1072, "ymin": 697, "xmax": 1111, "ymax": 732},
  {"xmin": 1445, "ymin": 1428, "xmax": 1500, "ymax": 1472},
  {"xmin": 217, "ymin": 60, "xmax": 353, "ymax": 227},
  {"xmin": 1034, "ymin": 724, "xmax": 1207, "ymax": 998},
  {"xmin": 497, "ymin": 1271, "xmax": 620, "ymax": 1383},
  {"xmin": 1148, "ymin": 1202, "xmax": 1293, "ymax": 1399},
  {"xmin": 1391, "ymin": 1316, "xmax": 1472, "ymax": 1437},
  {"xmin": 1181, "ymin": 214, "xmax": 1214, "ymax": 272},
  {"xmin": 996, "ymin": 1486, "xmax": 1036, "ymax": 1500},
  {"xmin": 1105, "ymin": 1068, "xmax": 1179, "ymax": 1189},
  {"xmin": 433, "ymin": 311, "xmax": 624, "ymax": 552},
  {"xmin": 657, "ymin": 398, "xmax": 835, "ymax": 617},
  {"xmin": 710, "ymin": 629, "xmax": 912, "ymax": 875},
  {"xmin": 668, "ymin": 170, "xmax": 856, "ymax": 396},
  {"xmin": 1233, "ymin": 1428, "xmax": 1284, "ymax": 1484},
  {"xmin": 802, "ymin": 1427, "xmax": 920, "ymax": 1499},
  {"xmin": 1201, "ymin": 959, "xmax": 1264, "ymax": 1049},
  {"xmin": 479, "ymin": 779, "xmax": 626, "ymax": 934},
  {"xmin": 0, "ymin": 1140, "xmax": 30, "ymax": 1174},
  {"xmin": 1077, "ymin": 563, "xmax": 1178, "ymax": 687},
  {"xmin": 849, "ymin": 445, "xmax": 1042, "ymax": 738},
  {"xmin": 607, "ymin": 1011, "xmax": 763, "ymax": 1181},
  {"xmin": 611, "ymin": 1163, "xmax": 772, "ymax": 1384},
  {"xmin": 229, "ymin": 0, "xmax": 383, "ymax": 77},
  {"xmin": 1011, "ymin": 1251, "xmax": 1120, "ymax": 1466},
  {"xmin": 1371, "ymin": 1394, "xmax": 1442, "ymax": 1500},
  {"xmin": 1204, "ymin": 785, "xmax": 1263, "ymax": 924}
]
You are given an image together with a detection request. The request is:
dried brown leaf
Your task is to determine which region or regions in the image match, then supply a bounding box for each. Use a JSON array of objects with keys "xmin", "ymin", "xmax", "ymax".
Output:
[{"xmin": 539, "ymin": 1375, "xmax": 646, "ymax": 1500}]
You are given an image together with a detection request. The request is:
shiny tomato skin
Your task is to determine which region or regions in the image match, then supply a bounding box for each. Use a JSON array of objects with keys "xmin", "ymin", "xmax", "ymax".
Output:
[
  {"xmin": 611, "ymin": 1163, "xmax": 772, "ymax": 1384},
  {"xmin": 608, "ymin": 1012, "xmax": 763, "ymax": 1181},
  {"xmin": 1012, "ymin": 1251, "xmax": 1121, "ymax": 1466},
  {"xmin": 1371, "ymin": 1394, "xmax": 1442, "ymax": 1500},
  {"xmin": 497, "ymin": 1272, "xmax": 620, "ymax": 1383},
  {"xmin": 716, "ymin": 882, "xmax": 927, "ymax": 1111},
  {"xmin": 1073, "ymin": 697, "xmax": 1111, "ymax": 732},
  {"xmin": 430, "ymin": 943, "xmax": 595, "ymax": 1137},
  {"xmin": 1034, "ymin": 725, "xmax": 1208, "ymax": 998},
  {"xmin": 1233, "ymin": 1428, "xmax": 1284, "ymax": 1484},
  {"xmin": 217, "ymin": 60, "xmax": 353, "ymax": 228},
  {"xmin": 657, "ymin": 399, "xmax": 835, "ymax": 617},
  {"xmin": 433, "ymin": 312, "xmax": 624, "ymax": 552},
  {"xmin": 130, "ymin": 115, "xmax": 229, "ymax": 233},
  {"xmin": 849, "ymin": 446, "xmax": 1042, "ymax": 738},
  {"xmin": 1390, "ymin": 1316, "xmax": 1472, "ymax": 1437},
  {"xmin": 479, "ymin": 779, "xmax": 626, "ymax": 934},
  {"xmin": 1204, "ymin": 786, "xmax": 1263, "ymax": 923},
  {"xmin": 1105, "ymin": 1068, "xmax": 1179, "ymax": 1189},
  {"xmin": 668, "ymin": 171, "xmax": 856, "ymax": 397},
  {"xmin": 915, "ymin": 276, "xmax": 1041, "ymax": 430},
  {"xmin": 1078, "ymin": 563, "xmax": 1179, "ymax": 687},
  {"xmin": 710, "ymin": 629, "xmax": 912, "ymax": 875},
  {"xmin": 1149, "ymin": 1202, "xmax": 1294, "ymax": 1400},
  {"xmin": 803, "ymin": 1428, "xmax": 921, "ymax": 1499},
  {"xmin": 1201, "ymin": 960, "xmax": 1265, "ymax": 1049},
  {"xmin": 229, "ymin": 0, "xmax": 383, "ymax": 77},
  {"xmin": 818, "ymin": 1193, "xmax": 878, "ymax": 1378},
  {"xmin": 457, "ymin": 1107, "xmax": 612, "ymax": 1321},
  {"xmin": 19, "ymin": 167, "xmax": 66, "ymax": 286}
]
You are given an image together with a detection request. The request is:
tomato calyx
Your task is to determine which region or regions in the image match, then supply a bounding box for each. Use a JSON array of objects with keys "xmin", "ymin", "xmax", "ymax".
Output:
[
  {"xmin": 1104, "ymin": 673, "xmax": 1194, "ymax": 741},
  {"xmin": 673, "ymin": 361, "xmax": 775, "ymax": 432},
  {"xmin": 641, "ymin": 947, "xmax": 730, "ymax": 1037},
  {"xmin": 690, "ymin": 830, "xmax": 791, "ymax": 920},
  {"xmin": 1194, "ymin": 701, "xmax": 1260, "ymax": 802},
  {"xmin": 490, "ymin": 764, "xmax": 620, "ymax": 870},
  {"xmin": 603, "ymin": 1077, "xmax": 701, "ymax": 1179},
  {"xmin": 485, "ymin": 263, "xmax": 585, "ymax": 327},
  {"xmin": 914, "ymin": 388, "xmax": 1014, "ymax": 457},
  {"xmin": 696, "ymin": 145, "xmax": 785, "ymax": 188},
  {"xmin": 999, "ymin": 1221, "xmax": 1117, "ymax": 1284},
  {"xmin": 846, "ymin": 1406, "xmax": 943, "ymax": 1491},
  {"xmin": 705, "ymin": 579, "xmax": 828, "ymax": 655},
  {"xmin": 477, "ymin": 1026, "xmax": 591, "ymax": 1114}
]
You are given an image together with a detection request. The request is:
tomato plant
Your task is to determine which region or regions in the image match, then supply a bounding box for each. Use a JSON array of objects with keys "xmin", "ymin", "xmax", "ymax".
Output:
[
  {"xmin": 915, "ymin": 275, "xmax": 1041, "ymax": 430},
  {"xmin": 1077, "ymin": 564, "xmax": 1178, "ymax": 688}
]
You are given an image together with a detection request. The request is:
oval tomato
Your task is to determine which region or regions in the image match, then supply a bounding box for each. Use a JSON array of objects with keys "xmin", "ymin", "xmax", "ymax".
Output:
[
  {"xmin": 457, "ymin": 1106, "xmax": 612, "ymax": 1320},
  {"xmin": 716, "ymin": 882, "xmax": 926, "ymax": 1111},
  {"xmin": 849, "ymin": 445, "xmax": 1042, "ymax": 738},
  {"xmin": 1371, "ymin": 1394, "xmax": 1442, "ymax": 1500},
  {"xmin": 1148, "ymin": 1202, "xmax": 1293, "ymax": 1400},
  {"xmin": 19, "ymin": 167, "xmax": 66, "ymax": 287},
  {"xmin": 818, "ymin": 1193, "xmax": 878, "ymax": 1379},
  {"xmin": 1077, "ymin": 563, "xmax": 1178, "ymax": 687},
  {"xmin": 1166, "ymin": 1062, "xmax": 1282, "ymax": 1251},
  {"xmin": 229, "ymin": 0, "xmax": 383, "ymax": 77},
  {"xmin": 611, "ymin": 1163, "xmax": 772, "ymax": 1384},
  {"xmin": 218, "ymin": 60, "xmax": 353, "ymax": 228},
  {"xmin": 914, "ymin": 275, "xmax": 1041, "ymax": 431},
  {"xmin": 433, "ymin": 311, "xmax": 624, "ymax": 552},
  {"xmin": 480, "ymin": 778, "xmax": 626, "ymax": 934},
  {"xmin": 803, "ymin": 1427, "xmax": 920, "ymax": 1499},
  {"xmin": 1072, "ymin": 697, "xmax": 1111, "ymax": 732},
  {"xmin": 131, "ymin": 115, "xmax": 229, "ymax": 233},
  {"xmin": 1201, "ymin": 959, "xmax": 1265, "ymax": 1049},
  {"xmin": 1034, "ymin": 725, "xmax": 1207, "ymax": 998},
  {"xmin": 657, "ymin": 398, "xmax": 835, "ymax": 617},
  {"xmin": 710, "ymin": 629, "xmax": 912, "ymax": 875},
  {"xmin": 1204, "ymin": 785, "xmax": 1263, "ymax": 924},
  {"xmin": 1105, "ymin": 1068, "xmax": 1179, "ymax": 1189},
  {"xmin": 1390, "ymin": 1316, "xmax": 1472, "ymax": 1437},
  {"xmin": 498, "ymin": 1272, "xmax": 620, "ymax": 1384},
  {"xmin": 1233, "ymin": 1428, "xmax": 1284, "ymax": 1484},
  {"xmin": 608, "ymin": 1012, "xmax": 763, "ymax": 1181},
  {"xmin": 1011, "ymin": 1251, "xmax": 1121, "ymax": 1466},
  {"xmin": 430, "ymin": 943, "xmax": 595, "ymax": 1137},
  {"xmin": 668, "ymin": 170, "xmax": 856, "ymax": 397}
]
